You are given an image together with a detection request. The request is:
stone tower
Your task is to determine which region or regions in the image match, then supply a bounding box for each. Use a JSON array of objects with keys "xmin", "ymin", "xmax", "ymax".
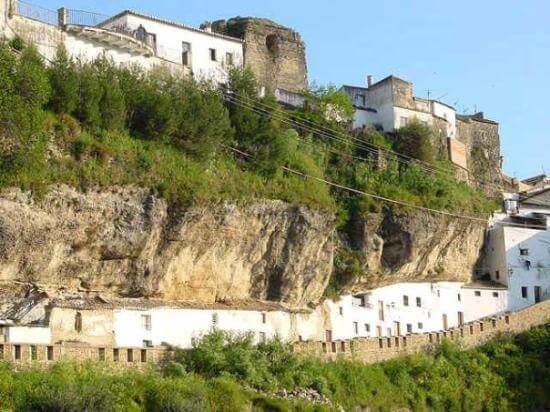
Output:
[{"xmin": 211, "ymin": 17, "xmax": 308, "ymax": 92}]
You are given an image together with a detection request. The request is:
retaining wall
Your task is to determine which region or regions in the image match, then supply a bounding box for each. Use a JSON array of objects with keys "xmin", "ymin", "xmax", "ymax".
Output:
[{"xmin": 293, "ymin": 300, "xmax": 550, "ymax": 363}]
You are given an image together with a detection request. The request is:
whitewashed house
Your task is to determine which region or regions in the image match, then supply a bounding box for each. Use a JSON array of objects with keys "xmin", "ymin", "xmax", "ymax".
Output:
[
  {"xmin": 485, "ymin": 185, "xmax": 550, "ymax": 311},
  {"xmin": 342, "ymin": 76, "xmax": 457, "ymax": 138},
  {"xmin": 98, "ymin": 10, "xmax": 244, "ymax": 84}
]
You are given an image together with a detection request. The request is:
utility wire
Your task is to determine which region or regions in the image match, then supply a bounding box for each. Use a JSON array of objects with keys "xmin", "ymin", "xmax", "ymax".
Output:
[
  {"xmin": 226, "ymin": 93, "xmax": 505, "ymax": 192},
  {"xmin": 223, "ymin": 144, "xmax": 489, "ymax": 223}
]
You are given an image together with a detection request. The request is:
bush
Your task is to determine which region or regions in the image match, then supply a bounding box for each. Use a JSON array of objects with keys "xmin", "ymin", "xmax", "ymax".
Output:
[
  {"xmin": 49, "ymin": 46, "xmax": 79, "ymax": 115},
  {"xmin": 392, "ymin": 119, "xmax": 436, "ymax": 164}
]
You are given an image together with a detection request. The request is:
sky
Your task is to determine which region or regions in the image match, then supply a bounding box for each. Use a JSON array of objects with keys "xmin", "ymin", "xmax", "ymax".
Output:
[{"xmin": 33, "ymin": 0, "xmax": 549, "ymax": 179}]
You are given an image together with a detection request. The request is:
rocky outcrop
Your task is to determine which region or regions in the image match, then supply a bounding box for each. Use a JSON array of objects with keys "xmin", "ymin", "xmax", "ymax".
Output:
[
  {"xmin": 0, "ymin": 186, "xmax": 487, "ymax": 309},
  {"xmin": 347, "ymin": 208, "xmax": 485, "ymax": 289},
  {"xmin": 0, "ymin": 186, "xmax": 334, "ymax": 308}
]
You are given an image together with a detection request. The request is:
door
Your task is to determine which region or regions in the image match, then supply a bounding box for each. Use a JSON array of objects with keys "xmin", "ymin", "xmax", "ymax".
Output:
[
  {"xmin": 534, "ymin": 287, "xmax": 541, "ymax": 303},
  {"xmin": 394, "ymin": 321, "xmax": 401, "ymax": 336},
  {"xmin": 458, "ymin": 312, "xmax": 464, "ymax": 326},
  {"xmin": 442, "ymin": 314, "xmax": 448, "ymax": 330},
  {"xmin": 378, "ymin": 301, "xmax": 385, "ymax": 321},
  {"xmin": 325, "ymin": 330, "xmax": 332, "ymax": 342}
]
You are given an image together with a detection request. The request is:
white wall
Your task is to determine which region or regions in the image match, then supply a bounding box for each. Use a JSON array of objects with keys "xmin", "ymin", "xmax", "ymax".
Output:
[
  {"xmin": 103, "ymin": 14, "xmax": 243, "ymax": 84},
  {"xmin": 113, "ymin": 307, "xmax": 291, "ymax": 349},
  {"xmin": 4, "ymin": 325, "xmax": 51, "ymax": 344},
  {"xmin": 503, "ymin": 226, "xmax": 550, "ymax": 311},
  {"xmin": 432, "ymin": 101, "xmax": 457, "ymax": 138},
  {"xmin": 461, "ymin": 287, "xmax": 508, "ymax": 323}
]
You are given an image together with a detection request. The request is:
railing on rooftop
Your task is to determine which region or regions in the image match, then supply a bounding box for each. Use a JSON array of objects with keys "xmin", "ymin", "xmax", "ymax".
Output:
[
  {"xmin": 64, "ymin": 8, "xmax": 109, "ymax": 27},
  {"xmin": 12, "ymin": 1, "xmax": 157, "ymax": 53},
  {"xmin": 14, "ymin": 0, "xmax": 58, "ymax": 26}
]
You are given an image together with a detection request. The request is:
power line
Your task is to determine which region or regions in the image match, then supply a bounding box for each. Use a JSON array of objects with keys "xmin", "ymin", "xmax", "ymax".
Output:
[
  {"xmin": 223, "ymin": 144, "xmax": 489, "ymax": 223},
  {"xmin": 226, "ymin": 93, "xmax": 505, "ymax": 192}
]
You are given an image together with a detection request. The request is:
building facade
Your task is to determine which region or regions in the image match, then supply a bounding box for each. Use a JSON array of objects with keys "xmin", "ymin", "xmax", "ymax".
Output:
[
  {"xmin": 99, "ymin": 11, "xmax": 244, "ymax": 84},
  {"xmin": 343, "ymin": 76, "xmax": 502, "ymax": 191},
  {"xmin": 485, "ymin": 186, "xmax": 550, "ymax": 311}
]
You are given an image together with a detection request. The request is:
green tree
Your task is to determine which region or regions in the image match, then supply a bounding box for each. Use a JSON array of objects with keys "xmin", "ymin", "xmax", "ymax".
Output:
[
  {"xmin": 392, "ymin": 120, "xmax": 436, "ymax": 164},
  {"xmin": 49, "ymin": 46, "xmax": 79, "ymax": 114}
]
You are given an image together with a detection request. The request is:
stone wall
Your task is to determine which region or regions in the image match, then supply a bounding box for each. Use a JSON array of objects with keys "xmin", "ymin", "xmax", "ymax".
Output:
[
  {"xmin": 0, "ymin": 341, "xmax": 169, "ymax": 367},
  {"xmin": 457, "ymin": 114, "xmax": 502, "ymax": 195},
  {"xmin": 2, "ymin": 301, "xmax": 548, "ymax": 367},
  {"xmin": 293, "ymin": 300, "xmax": 549, "ymax": 363},
  {"xmin": 212, "ymin": 17, "xmax": 308, "ymax": 92}
]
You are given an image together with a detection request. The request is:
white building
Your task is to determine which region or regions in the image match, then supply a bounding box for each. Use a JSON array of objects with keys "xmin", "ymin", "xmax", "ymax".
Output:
[
  {"xmin": 99, "ymin": 10, "xmax": 244, "ymax": 84},
  {"xmin": 485, "ymin": 185, "xmax": 550, "ymax": 311},
  {"xmin": 342, "ymin": 76, "xmax": 457, "ymax": 139}
]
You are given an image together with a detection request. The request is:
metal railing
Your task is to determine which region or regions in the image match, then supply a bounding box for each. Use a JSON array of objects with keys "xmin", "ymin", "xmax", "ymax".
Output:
[
  {"xmin": 14, "ymin": 0, "xmax": 58, "ymax": 26},
  {"xmin": 65, "ymin": 8, "xmax": 109, "ymax": 27}
]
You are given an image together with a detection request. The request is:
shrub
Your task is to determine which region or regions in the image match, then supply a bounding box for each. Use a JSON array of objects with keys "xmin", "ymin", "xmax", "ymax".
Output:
[
  {"xmin": 392, "ymin": 119, "xmax": 436, "ymax": 164},
  {"xmin": 49, "ymin": 46, "xmax": 79, "ymax": 115}
]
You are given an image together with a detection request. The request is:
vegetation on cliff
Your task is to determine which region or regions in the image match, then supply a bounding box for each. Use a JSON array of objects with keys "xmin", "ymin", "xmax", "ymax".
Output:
[
  {"xmin": 0, "ymin": 40, "xmax": 496, "ymax": 217},
  {"xmin": 0, "ymin": 323, "xmax": 548, "ymax": 411}
]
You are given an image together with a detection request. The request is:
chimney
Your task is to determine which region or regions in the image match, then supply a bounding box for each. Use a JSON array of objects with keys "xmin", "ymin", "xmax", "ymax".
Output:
[{"xmin": 367, "ymin": 75, "xmax": 373, "ymax": 88}]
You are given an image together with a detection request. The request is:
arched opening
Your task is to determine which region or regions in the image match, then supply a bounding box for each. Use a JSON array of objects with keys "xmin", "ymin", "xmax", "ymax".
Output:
[{"xmin": 265, "ymin": 34, "xmax": 280, "ymax": 54}]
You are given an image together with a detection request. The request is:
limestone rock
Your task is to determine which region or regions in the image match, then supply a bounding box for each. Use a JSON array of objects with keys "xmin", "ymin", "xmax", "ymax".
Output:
[{"xmin": 0, "ymin": 186, "xmax": 334, "ymax": 308}]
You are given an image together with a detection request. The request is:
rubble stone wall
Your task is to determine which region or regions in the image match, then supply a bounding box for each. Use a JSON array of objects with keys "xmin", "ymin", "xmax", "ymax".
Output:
[{"xmin": 212, "ymin": 17, "xmax": 308, "ymax": 92}]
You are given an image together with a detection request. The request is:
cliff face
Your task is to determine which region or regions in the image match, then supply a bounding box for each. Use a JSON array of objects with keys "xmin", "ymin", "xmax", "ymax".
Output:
[
  {"xmin": 0, "ymin": 186, "xmax": 334, "ymax": 308},
  {"xmin": 348, "ymin": 209, "xmax": 485, "ymax": 289},
  {"xmin": 0, "ymin": 186, "xmax": 485, "ymax": 308}
]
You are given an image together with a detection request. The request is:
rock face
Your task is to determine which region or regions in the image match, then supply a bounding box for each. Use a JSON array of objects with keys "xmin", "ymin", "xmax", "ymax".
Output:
[
  {"xmin": 0, "ymin": 186, "xmax": 334, "ymax": 308},
  {"xmin": 0, "ymin": 186, "xmax": 486, "ymax": 308},
  {"xmin": 348, "ymin": 208, "xmax": 485, "ymax": 289}
]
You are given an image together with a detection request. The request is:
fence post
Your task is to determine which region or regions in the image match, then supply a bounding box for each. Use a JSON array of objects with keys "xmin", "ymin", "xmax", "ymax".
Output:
[{"xmin": 57, "ymin": 7, "xmax": 67, "ymax": 27}]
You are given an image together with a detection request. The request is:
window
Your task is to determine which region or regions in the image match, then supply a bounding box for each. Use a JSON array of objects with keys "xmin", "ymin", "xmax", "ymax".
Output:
[
  {"xmin": 141, "ymin": 315, "xmax": 152, "ymax": 331},
  {"xmin": 400, "ymin": 116, "xmax": 408, "ymax": 127},
  {"xmin": 75, "ymin": 312, "xmax": 82, "ymax": 333},
  {"xmin": 365, "ymin": 323, "xmax": 371, "ymax": 333},
  {"xmin": 403, "ymin": 295, "xmax": 409, "ymax": 307},
  {"xmin": 493, "ymin": 292, "xmax": 499, "ymax": 298},
  {"xmin": 225, "ymin": 52, "xmax": 234, "ymax": 66},
  {"xmin": 458, "ymin": 293, "xmax": 461, "ymax": 302},
  {"xmin": 261, "ymin": 313, "xmax": 267, "ymax": 324},
  {"xmin": 182, "ymin": 42, "xmax": 191, "ymax": 66},
  {"xmin": 339, "ymin": 306, "xmax": 344, "ymax": 316},
  {"xmin": 406, "ymin": 324, "xmax": 413, "ymax": 334},
  {"xmin": 14, "ymin": 345, "xmax": 21, "ymax": 361},
  {"xmin": 418, "ymin": 322, "xmax": 424, "ymax": 330},
  {"xmin": 475, "ymin": 291, "xmax": 481, "ymax": 297},
  {"xmin": 520, "ymin": 248, "xmax": 529, "ymax": 256},
  {"xmin": 143, "ymin": 340, "xmax": 153, "ymax": 348},
  {"xmin": 416, "ymin": 297, "xmax": 422, "ymax": 307},
  {"xmin": 521, "ymin": 287, "xmax": 528, "ymax": 299},
  {"xmin": 437, "ymin": 290, "xmax": 441, "ymax": 297},
  {"xmin": 212, "ymin": 313, "xmax": 218, "ymax": 326},
  {"xmin": 47, "ymin": 346, "xmax": 54, "ymax": 361},
  {"xmin": 358, "ymin": 94, "xmax": 366, "ymax": 106},
  {"xmin": 353, "ymin": 322, "xmax": 359, "ymax": 335},
  {"xmin": 495, "ymin": 270, "xmax": 500, "ymax": 280},
  {"xmin": 209, "ymin": 48, "xmax": 217, "ymax": 61}
]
